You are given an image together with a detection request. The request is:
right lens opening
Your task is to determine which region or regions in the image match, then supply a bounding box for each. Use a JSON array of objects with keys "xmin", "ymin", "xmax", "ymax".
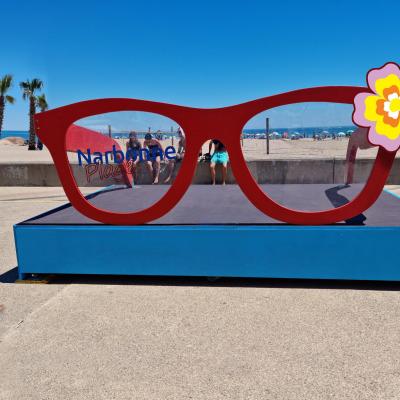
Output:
[{"xmin": 242, "ymin": 102, "xmax": 378, "ymax": 211}]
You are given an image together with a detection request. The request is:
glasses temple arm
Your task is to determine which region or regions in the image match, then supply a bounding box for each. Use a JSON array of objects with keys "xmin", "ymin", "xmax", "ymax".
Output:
[{"xmin": 344, "ymin": 128, "xmax": 373, "ymax": 185}]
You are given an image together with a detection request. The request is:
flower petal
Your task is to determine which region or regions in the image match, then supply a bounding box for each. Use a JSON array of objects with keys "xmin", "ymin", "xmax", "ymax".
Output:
[
  {"xmin": 383, "ymin": 101, "xmax": 391, "ymax": 112},
  {"xmin": 368, "ymin": 123, "xmax": 400, "ymax": 151},
  {"xmin": 375, "ymin": 74, "xmax": 400, "ymax": 98},
  {"xmin": 376, "ymin": 116, "xmax": 400, "ymax": 138},
  {"xmin": 364, "ymin": 95, "xmax": 381, "ymax": 122},
  {"xmin": 388, "ymin": 92, "xmax": 399, "ymax": 101},
  {"xmin": 353, "ymin": 92, "xmax": 372, "ymax": 127},
  {"xmin": 367, "ymin": 62, "xmax": 400, "ymax": 94}
]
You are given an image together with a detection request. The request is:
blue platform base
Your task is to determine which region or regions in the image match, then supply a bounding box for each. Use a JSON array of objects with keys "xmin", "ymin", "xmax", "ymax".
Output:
[
  {"xmin": 13, "ymin": 224, "xmax": 400, "ymax": 282},
  {"xmin": 13, "ymin": 185, "xmax": 400, "ymax": 282}
]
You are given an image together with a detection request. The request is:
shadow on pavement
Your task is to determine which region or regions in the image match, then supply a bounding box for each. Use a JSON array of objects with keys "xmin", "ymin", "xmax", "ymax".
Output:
[
  {"xmin": 1, "ymin": 268, "xmax": 399, "ymax": 291},
  {"xmin": 0, "ymin": 267, "xmax": 18, "ymax": 283}
]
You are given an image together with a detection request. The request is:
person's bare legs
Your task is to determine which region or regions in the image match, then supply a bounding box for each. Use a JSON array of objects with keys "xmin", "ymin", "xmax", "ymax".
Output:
[
  {"xmin": 146, "ymin": 161, "xmax": 153, "ymax": 182},
  {"xmin": 222, "ymin": 163, "xmax": 228, "ymax": 185},
  {"xmin": 210, "ymin": 162, "xmax": 216, "ymax": 185},
  {"xmin": 130, "ymin": 160, "xmax": 139, "ymax": 185},
  {"xmin": 131, "ymin": 159, "xmax": 140, "ymax": 183},
  {"xmin": 153, "ymin": 158, "xmax": 161, "ymax": 184},
  {"xmin": 130, "ymin": 164, "xmax": 136, "ymax": 186},
  {"xmin": 164, "ymin": 160, "xmax": 175, "ymax": 183}
]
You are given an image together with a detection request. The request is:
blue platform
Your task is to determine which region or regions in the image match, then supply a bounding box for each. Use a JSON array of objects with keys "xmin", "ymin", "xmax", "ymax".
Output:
[{"xmin": 13, "ymin": 185, "xmax": 400, "ymax": 281}]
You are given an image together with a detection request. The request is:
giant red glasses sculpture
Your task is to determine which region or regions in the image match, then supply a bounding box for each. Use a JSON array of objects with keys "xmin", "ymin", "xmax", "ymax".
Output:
[{"xmin": 34, "ymin": 62, "xmax": 400, "ymax": 225}]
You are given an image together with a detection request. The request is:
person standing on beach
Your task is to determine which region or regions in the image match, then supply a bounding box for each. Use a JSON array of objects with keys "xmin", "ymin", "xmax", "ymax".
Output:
[{"xmin": 209, "ymin": 139, "xmax": 228, "ymax": 185}]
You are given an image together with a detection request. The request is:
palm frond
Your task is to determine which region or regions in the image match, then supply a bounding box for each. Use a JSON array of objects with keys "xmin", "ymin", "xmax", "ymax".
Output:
[
  {"xmin": 19, "ymin": 80, "xmax": 29, "ymax": 89},
  {"xmin": 5, "ymin": 95, "xmax": 15, "ymax": 104},
  {"xmin": 36, "ymin": 93, "xmax": 48, "ymax": 111},
  {"xmin": 20, "ymin": 80, "xmax": 30, "ymax": 98},
  {"xmin": 0, "ymin": 74, "xmax": 13, "ymax": 95},
  {"xmin": 20, "ymin": 80, "xmax": 31, "ymax": 100},
  {"xmin": 31, "ymin": 78, "xmax": 43, "ymax": 91},
  {"xmin": 20, "ymin": 78, "xmax": 44, "ymax": 100}
]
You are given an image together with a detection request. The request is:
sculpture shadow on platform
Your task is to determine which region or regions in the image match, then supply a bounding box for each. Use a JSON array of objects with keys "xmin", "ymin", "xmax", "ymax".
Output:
[{"xmin": 325, "ymin": 184, "xmax": 367, "ymax": 225}]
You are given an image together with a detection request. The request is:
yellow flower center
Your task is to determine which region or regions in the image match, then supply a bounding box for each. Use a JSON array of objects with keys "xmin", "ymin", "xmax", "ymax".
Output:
[{"xmin": 389, "ymin": 98, "xmax": 400, "ymax": 112}]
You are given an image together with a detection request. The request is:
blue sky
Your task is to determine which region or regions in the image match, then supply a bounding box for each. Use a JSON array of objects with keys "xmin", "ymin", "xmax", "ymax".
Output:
[
  {"xmin": 2, "ymin": 0, "xmax": 400, "ymax": 130},
  {"xmin": 77, "ymin": 103, "xmax": 354, "ymax": 133}
]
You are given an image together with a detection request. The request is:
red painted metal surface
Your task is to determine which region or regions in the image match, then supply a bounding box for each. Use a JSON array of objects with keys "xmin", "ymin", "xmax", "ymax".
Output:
[
  {"xmin": 67, "ymin": 124, "xmax": 113, "ymax": 152},
  {"xmin": 65, "ymin": 124, "xmax": 132, "ymax": 186}
]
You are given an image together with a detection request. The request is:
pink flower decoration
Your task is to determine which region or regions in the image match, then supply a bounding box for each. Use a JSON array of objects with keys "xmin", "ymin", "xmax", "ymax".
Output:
[{"xmin": 353, "ymin": 62, "xmax": 400, "ymax": 152}]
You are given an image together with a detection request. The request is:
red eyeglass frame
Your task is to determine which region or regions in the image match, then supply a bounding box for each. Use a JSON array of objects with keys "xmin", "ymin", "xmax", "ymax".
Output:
[{"xmin": 34, "ymin": 86, "xmax": 396, "ymax": 225}]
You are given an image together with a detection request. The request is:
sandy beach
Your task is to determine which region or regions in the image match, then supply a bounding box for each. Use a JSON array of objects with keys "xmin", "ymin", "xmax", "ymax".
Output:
[{"xmin": 0, "ymin": 136, "xmax": 384, "ymax": 163}]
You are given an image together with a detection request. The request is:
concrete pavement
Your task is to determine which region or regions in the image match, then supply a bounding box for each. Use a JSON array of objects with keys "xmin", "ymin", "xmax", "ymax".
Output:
[{"xmin": 1, "ymin": 187, "xmax": 400, "ymax": 399}]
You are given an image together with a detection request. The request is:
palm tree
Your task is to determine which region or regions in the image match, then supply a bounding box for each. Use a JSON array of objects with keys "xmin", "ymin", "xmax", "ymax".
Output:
[
  {"xmin": 20, "ymin": 79, "xmax": 43, "ymax": 150},
  {"xmin": 36, "ymin": 94, "xmax": 48, "ymax": 150},
  {"xmin": 0, "ymin": 75, "xmax": 15, "ymax": 139}
]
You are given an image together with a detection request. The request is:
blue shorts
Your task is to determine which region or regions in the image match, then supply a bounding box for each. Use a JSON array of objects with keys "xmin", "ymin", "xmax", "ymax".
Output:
[{"xmin": 211, "ymin": 151, "xmax": 229, "ymax": 164}]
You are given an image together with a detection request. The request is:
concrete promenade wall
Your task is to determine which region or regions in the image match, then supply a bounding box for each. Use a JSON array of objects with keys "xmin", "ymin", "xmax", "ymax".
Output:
[{"xmin": 1, "ymin": 159, "xmax": 400, "ymax": 186}]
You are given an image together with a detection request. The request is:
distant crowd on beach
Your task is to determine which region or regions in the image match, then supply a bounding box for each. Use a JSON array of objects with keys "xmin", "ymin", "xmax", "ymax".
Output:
[{"xmin": 243, "ymin": 130, "xmax": 353, "ymax": 141}]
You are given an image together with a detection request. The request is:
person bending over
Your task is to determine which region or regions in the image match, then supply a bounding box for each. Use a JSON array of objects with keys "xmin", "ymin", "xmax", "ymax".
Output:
[
  {"xmin": 143, "ymin": 133, "xmax": 163, "ymax": 184},
  {"xmin": 209, "ymin": 139, "xmax": 228, "ymax": 185}
]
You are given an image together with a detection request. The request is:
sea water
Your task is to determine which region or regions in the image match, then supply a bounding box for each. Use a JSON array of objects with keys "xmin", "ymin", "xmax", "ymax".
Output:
[
  {"xmin": 1, "ymin": 125, "xmax": 357, "ymax": 141},
  {"xmin": 1, "ymin": 131, "xmax": 29, "ymax": 140}
]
